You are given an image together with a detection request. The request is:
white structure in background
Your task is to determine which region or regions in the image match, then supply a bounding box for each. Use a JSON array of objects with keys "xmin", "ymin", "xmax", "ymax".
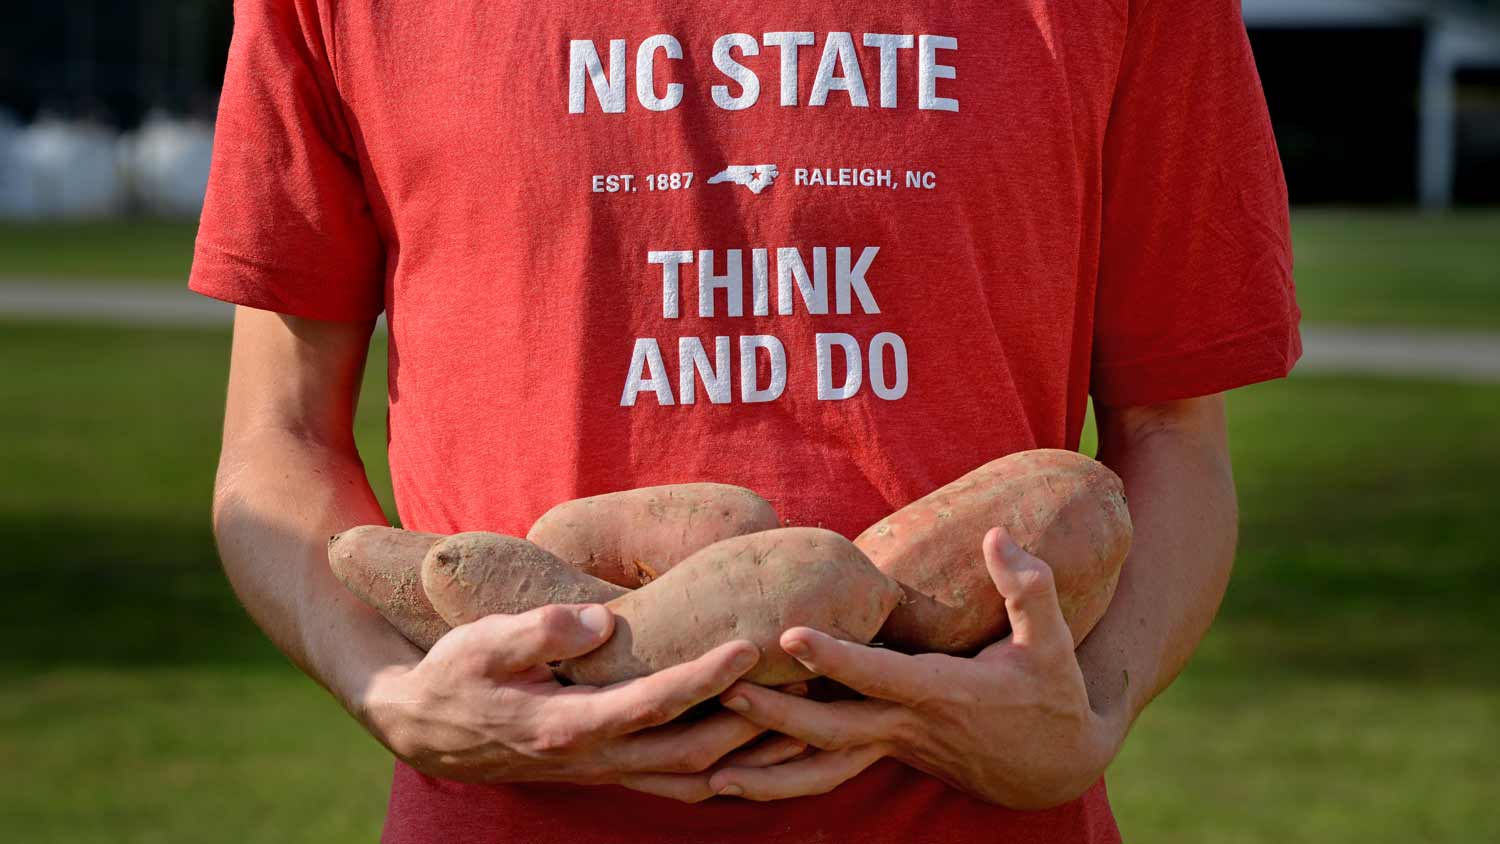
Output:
[
  {"xmin": 1, "ymin": 116, "xmax": 128, "ymax": 219},
  {"xmin": 1245, "ymin": 0, "xmax": 1500, "ymax": 209},
  {"xmin": 0, "ymin": 108, "xmax": 31, "ymax": 218},
  {"xmin": 119, "ymin": 111, "xmax": 214, "ymax": 218},
  {"xmin": 2, "ymin": 2, "xmax": 1496, "ymax": 217},
  {"xmin": 0, "ymin": 111, "xmax": 213, "ymax": 220}
]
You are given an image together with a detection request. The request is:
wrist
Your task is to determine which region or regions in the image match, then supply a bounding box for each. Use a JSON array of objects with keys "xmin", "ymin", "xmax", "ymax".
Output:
[
  {"xmin": 356, "ymin": 662, "xmax": 421, "ymax": 753},
  {"xmin": 1084, "ymin": 683, "xmax": 1133, "ymax": 764},
  {"xmin": 1089, "ymin": 705, "xmax": 1129, "ymax": 767},
  {"xmin": 298, "ymin": 579, "xmax": 425, "ymax": 722},
  {"xmin": 1078, "ymin": 636, "xmax": 1149, "ymax": 732}
]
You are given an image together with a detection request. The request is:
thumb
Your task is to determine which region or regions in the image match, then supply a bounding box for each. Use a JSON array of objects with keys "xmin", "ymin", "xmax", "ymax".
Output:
[
  {"xmin": 981, "ymin": 528, "xmax": 1072, "ymax": 651},
  {"xmin": 461, "ymin": 604, "xmax": 615, "ymax": 675}
]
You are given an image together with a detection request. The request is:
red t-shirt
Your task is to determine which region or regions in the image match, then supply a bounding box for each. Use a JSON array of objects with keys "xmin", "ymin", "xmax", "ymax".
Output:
[{"xmin": 190, "ymin": 1, "xmax": 1300, "ymax": 841}]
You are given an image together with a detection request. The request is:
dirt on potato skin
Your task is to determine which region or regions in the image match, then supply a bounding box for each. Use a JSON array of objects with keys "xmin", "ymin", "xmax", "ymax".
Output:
[
  {"xmin": 421, "ymin": 531, "xmax": 628, "ymax": 627},
  {"xmin": 858, "ymin": 449, "xmax": 1133, "ymax": 655},
  {"xmin": 527, "ymin": 483, "xmax": 781, "ymax": 588},
  {"xmin": 327, "ymin": 526, "xmax": 450, "ymax": 650},
  {"xmin": 556, "ymin": 527, "xmax": 903, "ymax": 687}
]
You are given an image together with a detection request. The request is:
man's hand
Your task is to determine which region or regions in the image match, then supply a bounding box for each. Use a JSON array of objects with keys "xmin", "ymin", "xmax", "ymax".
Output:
[
  {"xmin": 705, "ymin": 528, "xmax": 1124, "ymax": 807},
  {"xmin": 705, "ymin": 396, "xmax": 1237, "ymax": 806},
  {"xmin": 362, "ymin": 602, "xmax": 811, "ymax": 803}
]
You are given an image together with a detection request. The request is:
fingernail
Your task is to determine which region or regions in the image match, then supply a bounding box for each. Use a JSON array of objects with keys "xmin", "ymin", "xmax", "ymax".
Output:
[
  {"xmin": 724, "ymin": 696, "xmax": 749, "ymax": 713},
  {"xmin": 718, "ymin": 784, "xmax": 743, "ymax": 797},
  {"xmin": 578, "ymin": 606, "xmax": 611, "ymax": 636},
  {"xmin": 784, "ymin": 639, "xmax": 809, "ymax": 657},
  {"xmin": 731, "ymin": 647, "xmax": 759, "ymax": 673}
]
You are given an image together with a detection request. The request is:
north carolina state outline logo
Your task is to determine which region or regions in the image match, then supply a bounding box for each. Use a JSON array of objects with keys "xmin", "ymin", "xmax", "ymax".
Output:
[{"xmin": 708, "ymin": 164, "xmax": 780, "ymax": 195}]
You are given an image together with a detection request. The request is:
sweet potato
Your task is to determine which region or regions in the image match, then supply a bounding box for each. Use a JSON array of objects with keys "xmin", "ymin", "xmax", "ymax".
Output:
[
  {"xmin": 857, "ymin": 449, "xmax": 1132, "ymax": 655},
  {"xmin": 526, "ymin": 483, "xmax": 781, "ymax": 588},
  {"xmin": 556, "ymin": 527, "xmax": 903, "ymax": 687},
  {"xmin": 421, "ymin": 532, "xmax": 628, "ymax": 627},
  {"xmin": 328, "ymin": 526, "xmax": 450, "ymax": 650}
]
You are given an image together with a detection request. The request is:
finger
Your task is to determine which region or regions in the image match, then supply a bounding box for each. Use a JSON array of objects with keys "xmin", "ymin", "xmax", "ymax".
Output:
[
  {"xmin": 981, "ymin": 527, "xmax": 1073, "ymax": 651},
  {"xmin": 459, "ymin": 604, "xmax": 614, "ymax": 674},
  {"xmin": 615, "ymin": 709, "xmax": 764, "ymax": 774},
  {"xmin": 617, "ymin": 773, "xmax": 715, "ymax": 804},
  {"xmin": 720, "ymin": 682, "xmax": 899, "ymax": 750},
  {"xmin": 556, "ymin": 640, "xmax": 760, "ymax": 737},
  {"xmin": 777, "ymin": 627, "xmax": 939, "ymax": 705},
  {"xmin": 710, "ymin": 744, "xmax": 888, "ymax": 801},
  {"xmin": 778, "ymin": 681, "xmax": 810, "ymax": 698},
  {"xmin": 716, "ymin": 734, "xmax": 809, "ymax": 768}
]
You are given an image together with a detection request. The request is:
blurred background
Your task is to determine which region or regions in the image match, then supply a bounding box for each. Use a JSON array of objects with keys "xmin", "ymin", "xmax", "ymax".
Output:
[{"xmin": 1, "ymin": 1, "xmax": 1496, "ymax": 841}]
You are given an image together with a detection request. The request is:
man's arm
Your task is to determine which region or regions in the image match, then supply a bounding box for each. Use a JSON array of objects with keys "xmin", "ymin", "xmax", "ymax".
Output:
[
  {"xmin": 213, "ymin": 306, "xmax": 416, "ymax": 714},
  {"xmin": 1079, "ymin": 394, "xmax": 1236, "ymax": 739},
  {"xmin": 700, "ymin": 394, "xmax": 1237, "ymax": 806},
  {"xmin": 212, "ymin": 306, "xmax": 788, "ymax": 799}
]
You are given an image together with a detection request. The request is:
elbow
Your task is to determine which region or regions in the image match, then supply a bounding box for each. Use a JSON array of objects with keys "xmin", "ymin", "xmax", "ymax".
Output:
[
  {"xmin": 207, "ymin": 448, "xmax": 254, "ymax": 565},
  {"xmin": 208, "ymin": 457, "xmax": 236, "ymax": 539},
  {"xmin": 974, "ymin": 772, "xmax": 1104, "ymax": 812}
]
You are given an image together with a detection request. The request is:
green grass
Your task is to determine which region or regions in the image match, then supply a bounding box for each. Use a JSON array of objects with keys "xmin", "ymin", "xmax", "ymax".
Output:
[
  {"xmin": 0, "ymin": 321, "xmax": 394, "ymax": 669},
  {"xmin": 1105, "ymin": 377, "xmax": 1500, "ymax": 843},
  {"xmin": 1, "ymin": 319, "xmax": 1496, "ymax": 842},
  {"xmin": 4, "ymin": 668, "xmax": 391, "ymax": 844},
  {"xmin": 0, "ymin": 219, "xmax": 199, "ymax": 283},
  {"xmin": 0, "ymin": 321, "xmax": 396, "ymax": 842},
  {"xmin": 1, "ymin": 210, "xmax": 1497, "ymax": 326},
  {"xmin": 1290, "ymin": 209, "xmax": 1500, "ymax": 329}
]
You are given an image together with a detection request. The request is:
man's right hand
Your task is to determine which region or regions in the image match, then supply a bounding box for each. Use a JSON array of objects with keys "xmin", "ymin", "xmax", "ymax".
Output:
[
  {"xmin": 211, "ymin": 310, "xmax": 800, "ymax": 803},
  {"xmin": 361, "ymin": 603, "xmax": 789, "ymax": 802}
]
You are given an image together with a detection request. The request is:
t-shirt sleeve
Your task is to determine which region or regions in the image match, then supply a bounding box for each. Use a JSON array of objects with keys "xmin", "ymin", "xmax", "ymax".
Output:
[
  {"xmin": 188, "ymin": 0, "xmax": 384, "ymax": 321},
  {"xmin": 1091, "ymin": 0, "xmax": 1302, "ymax": 407}
]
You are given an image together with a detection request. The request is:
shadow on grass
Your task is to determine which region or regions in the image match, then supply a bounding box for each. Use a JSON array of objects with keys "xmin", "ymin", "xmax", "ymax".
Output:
[
  {"xmin": 0, "ymin": 320, "xmax": 395, "ymax": 674},
  {"xmin": 3, "ymin": 349, "xmax": 1495, "ymax": 702},
  {"xmin": 4, "ymin": 509, "xmax": 1495, "ymax": 693},
  {"xmin": 1, "ymin": 513, "xmax": 285, "ymax": 670},
  {"xmin": 1209, "ymin": 560, "xmax": 1500, "ymax": 690}
]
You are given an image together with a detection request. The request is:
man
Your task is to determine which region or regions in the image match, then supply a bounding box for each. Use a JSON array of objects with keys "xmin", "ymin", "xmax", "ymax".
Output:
[{"xmin": 192, "ymin": 1, "xmax": 1300, "ymax": 841}]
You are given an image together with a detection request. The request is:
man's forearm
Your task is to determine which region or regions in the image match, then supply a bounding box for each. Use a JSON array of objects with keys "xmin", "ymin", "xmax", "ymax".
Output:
[
  {"xmin": 689, "ymin": 398, "xmax": 1241, "ymax": 805},
  {"xmin": 1079, "ymin": 399, "xmax": 1238, "ymax": 738},
  {"xmin": 212, "ymin": 427, "xmax": 422, "ymax": 721}
]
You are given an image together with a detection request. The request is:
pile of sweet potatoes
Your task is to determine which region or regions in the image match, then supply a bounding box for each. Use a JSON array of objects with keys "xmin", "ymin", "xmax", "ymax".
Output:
[{"xmin": 328, "ymin": 451, "xmax": 1133, "ymax": 686}]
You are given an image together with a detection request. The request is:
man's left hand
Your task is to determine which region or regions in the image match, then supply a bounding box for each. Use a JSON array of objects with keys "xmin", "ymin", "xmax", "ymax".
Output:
[{"xmin": 706, "ymin": 527, "xmax": 1127, "ymax": 808}]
